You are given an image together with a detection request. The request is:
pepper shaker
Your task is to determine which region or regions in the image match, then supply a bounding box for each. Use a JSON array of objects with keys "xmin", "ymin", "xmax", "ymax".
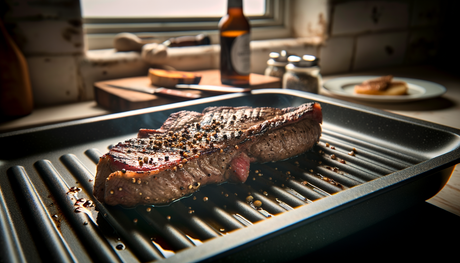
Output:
[
  {"xmin": 282, "ymin": 55, "xmax": 321, "ymax": 93},
  {"xmin": 264, "ymin": 50, "xmax": 289, "ymax": 78}
]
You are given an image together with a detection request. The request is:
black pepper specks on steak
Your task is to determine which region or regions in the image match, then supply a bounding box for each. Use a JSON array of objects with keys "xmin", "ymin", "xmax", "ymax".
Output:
[{"xmin": 93, "ymin": 103, "xmax": 322, "ymax": 207}]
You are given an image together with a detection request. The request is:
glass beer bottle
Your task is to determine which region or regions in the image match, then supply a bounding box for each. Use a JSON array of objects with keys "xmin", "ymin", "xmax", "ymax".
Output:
[{"xmin": 219, "ymin": 0, "xmax": 251, "ymax": 86}]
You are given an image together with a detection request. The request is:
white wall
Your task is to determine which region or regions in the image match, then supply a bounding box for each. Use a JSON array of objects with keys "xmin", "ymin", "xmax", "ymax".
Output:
[{"xmin": 1, "ymin": 0, "xmax": 446, "ymax": 107}]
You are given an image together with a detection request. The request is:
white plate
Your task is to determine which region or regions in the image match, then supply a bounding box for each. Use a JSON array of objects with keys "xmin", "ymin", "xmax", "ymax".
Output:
[{"xmin": 323, "ymin": 76, "xmax": 446, "ymax": 103}]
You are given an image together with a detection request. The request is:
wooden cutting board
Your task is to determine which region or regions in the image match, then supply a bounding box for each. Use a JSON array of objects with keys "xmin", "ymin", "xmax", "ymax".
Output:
[{"xmin": 94, "ymin": 69, "xmax": 281, "ymax": 112}]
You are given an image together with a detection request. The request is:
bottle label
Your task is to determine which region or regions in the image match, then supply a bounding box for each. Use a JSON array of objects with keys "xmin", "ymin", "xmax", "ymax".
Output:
[{"xmin": 231, "ymin": 33, "xmax": 250, "ymax": 75}]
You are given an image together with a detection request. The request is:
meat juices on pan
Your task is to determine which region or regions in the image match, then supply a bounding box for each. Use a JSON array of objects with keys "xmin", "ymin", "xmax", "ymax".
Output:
[{"xmin": 93, "ymin": 103, "xmax": 322, "ymax": 207}]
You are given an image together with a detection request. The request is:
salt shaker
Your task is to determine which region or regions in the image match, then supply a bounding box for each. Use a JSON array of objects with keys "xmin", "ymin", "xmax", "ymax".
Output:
[
  {"xmin": 282, "ymin": 55, "xmax": 321, "ymax": 93},
  {"xmin": 264, "ymin": 50, "xmax": 289, "ymax": 78}
]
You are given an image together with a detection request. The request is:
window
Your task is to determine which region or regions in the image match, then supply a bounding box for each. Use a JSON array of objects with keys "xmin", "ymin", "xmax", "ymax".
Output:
[
  {"xmin": 80, "ymin": 0, "xmax": 290, "ymax": 50},
  {"xmin": 81, "ymin": 0, "xmax": 266, "ymax": 18}
]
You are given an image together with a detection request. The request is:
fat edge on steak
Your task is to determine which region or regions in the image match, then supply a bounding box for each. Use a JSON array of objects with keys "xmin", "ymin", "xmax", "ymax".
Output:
[{"xmin": 93, "ymin": 103, "xmax": 322, "ymax": 207}]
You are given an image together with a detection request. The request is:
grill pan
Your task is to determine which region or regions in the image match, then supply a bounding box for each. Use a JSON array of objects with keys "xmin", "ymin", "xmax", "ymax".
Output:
[{"xmin": 1, "ymin": 89, "xmax": 459, "ymax": 262}]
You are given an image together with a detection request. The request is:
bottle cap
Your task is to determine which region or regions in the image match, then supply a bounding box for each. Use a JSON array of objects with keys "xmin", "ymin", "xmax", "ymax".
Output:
[
  {"xmin": 269, "ymin": 50, "xmax": 289, "ymax": 62},
  {"xmin": 267, "ymin": 50, "xmax": 290, "ymax": 66},
  {"xmin": 287, "ymin": 55, "xmax": 319, "ymax": 67}
]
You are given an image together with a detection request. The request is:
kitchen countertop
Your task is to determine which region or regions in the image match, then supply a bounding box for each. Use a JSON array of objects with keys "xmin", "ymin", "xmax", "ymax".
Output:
[{"xmin": 1, "ymin": 65, "xmax": 459, "ymax": 259}]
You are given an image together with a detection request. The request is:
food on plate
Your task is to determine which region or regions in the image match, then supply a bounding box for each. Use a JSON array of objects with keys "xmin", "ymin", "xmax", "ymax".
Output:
[
  {"xmin": 93, "ymin": 103, "xmax": 322, "ymax": 207},
  {"xmin": 354, "ymin": 75, "xmax": 408, "ymax": 95},
  {"xmin": 149, "ymin": 68, "xmax": 201, "ymax": 87}
]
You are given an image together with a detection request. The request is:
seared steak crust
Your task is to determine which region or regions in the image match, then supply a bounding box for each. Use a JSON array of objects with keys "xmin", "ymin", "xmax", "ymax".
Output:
[{"xmin": 93, "ymin": 103, "xmax": 322, "ymax": 207}]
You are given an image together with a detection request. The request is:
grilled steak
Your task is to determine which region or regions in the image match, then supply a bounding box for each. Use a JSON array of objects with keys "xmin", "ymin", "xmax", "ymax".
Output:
[{"xmin": 93, "ymin": 103, "xmax": 322, "ymax": 207}]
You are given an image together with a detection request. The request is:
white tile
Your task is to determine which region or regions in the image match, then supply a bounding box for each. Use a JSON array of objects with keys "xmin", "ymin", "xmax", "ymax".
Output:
[
  {"xmin": 290, "ymin": 0, "xmax": 329, "ymax": 38},
  {"xmin": 5, "ymin": 0, "xmax": 82, "ymax": 20},
  {"xmin": 353, "ymin": 31, "xmax": 408, "ymax": 71},
  {"xmin": 411, "ymin": 0, "xmax": 441, "ymax": 27},
  {"xmin": 331, "ymin": 1, "xmax": 409, "ymax": 35},
  {"xmin": 331, "ymin": 1, "xmax": 370, "ymax": 35},
  {"xmin": 250, "ymin": 48, "xmax": 269, "ymax": 75},
  {"xmin": 15, "ymin": 20, "xmax": 84, "ymax": 55},
  {"xmin": 319, "ymin": 37, "xmax": 354, "ymax": 75},
  {"xmin": 27, "ymin": 56, "xmax": 80, "ymax": 106},
  {"xmin": 406, "ymin": 29, "xmax": 439, "ymax": 64}
]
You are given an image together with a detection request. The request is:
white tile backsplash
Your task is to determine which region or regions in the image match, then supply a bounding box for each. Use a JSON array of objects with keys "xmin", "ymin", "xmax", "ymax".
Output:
[
  {"xmin": 4, "ymin": 0, "xmax": 81, "ymax": 20},
  {"xmin": 406, "ymin": 28, "xmax": 439, "ymax": 64},
  {"xmin": 15, "ymin": 20, "xmax": 84, "ymax": 55},
  {"xmin": 332, "ymin": 1, "xmax": 409, "ymax": 35},
  {"xmin": 411, "ymin": 0, "xmax": 441, "ymax": 27},
  {"xmin": 290, "ymin": 0, "xmax": 329, "ymax": 38},
  {"xmin": 27, "ymin": 56, "xmax": 80, "ymax": 106},
  {"xmin": 2, "ymin": 0, "xmax": 448, "ymax": 106},
  {"xmin": 353, "ymin": 31, "xmax": 408, "ymax": 71},
  {"xmin": 319, "ymin": 37, "xmax": 354, "ymax": 74}
]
